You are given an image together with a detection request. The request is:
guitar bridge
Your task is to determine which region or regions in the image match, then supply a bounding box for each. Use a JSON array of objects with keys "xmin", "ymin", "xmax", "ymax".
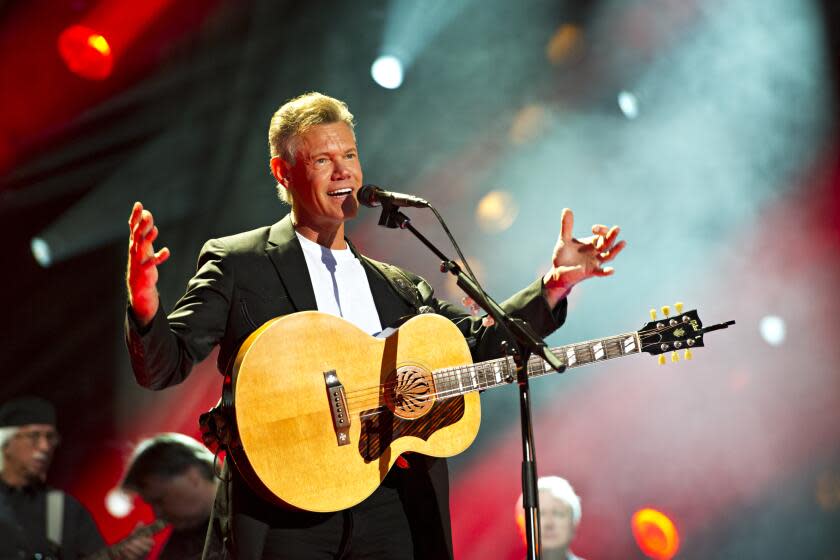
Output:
[{"xmin": 324, "ymin": 370, "xmax": 351, "ymax": 446}]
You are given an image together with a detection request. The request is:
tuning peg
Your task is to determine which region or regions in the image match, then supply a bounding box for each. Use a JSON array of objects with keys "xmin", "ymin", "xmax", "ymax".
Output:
[
  {"xmin": 671, "ymin": 351, "xmax": 679, "ymax": 363},
  {"xmin": 658, "ymin": 355, "xmax": 666, "ymax": 366},
  {"xmin": 684, "ymin": 349, "xmax": 693, "ymax": 360},
  {"xmin": 649, "ymin": 308, "xmax": 657, "ymax": 321},
  {"xmin": 675, "ymin": 301, "xmax": 684, "ymax": 313},
  {"xmin": 662, "ymin": 305, "xmax": 671, "ymax": 317}
]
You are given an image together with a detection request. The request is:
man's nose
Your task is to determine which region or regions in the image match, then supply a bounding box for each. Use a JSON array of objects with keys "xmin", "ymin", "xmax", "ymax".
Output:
[{"xmin": 332, "ymin": 159, "xmax": 352, "ymax": 179}]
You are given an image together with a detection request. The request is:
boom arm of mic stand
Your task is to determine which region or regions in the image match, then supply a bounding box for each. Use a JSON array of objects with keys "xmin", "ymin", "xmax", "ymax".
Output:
[{"xmin": 374, "ymin": 203, "xmax": 566, "ymax": 373}]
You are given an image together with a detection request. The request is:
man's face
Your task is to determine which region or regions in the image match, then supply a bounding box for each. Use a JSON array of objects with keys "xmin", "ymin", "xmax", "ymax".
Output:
[
  {"xmin": 138, "ymin": 466, "xmax": 212, "ymax": 530},
  {"xmin": 539, "ymin": 490, "xmax": 576, "ymax": 551},
  {"xmin": 2, "ymin": 424, "xmax": 59, "ymax": 484},
  {"xmin": 276, "ymin": 122, "xmax": 363, "ymax": 232}
]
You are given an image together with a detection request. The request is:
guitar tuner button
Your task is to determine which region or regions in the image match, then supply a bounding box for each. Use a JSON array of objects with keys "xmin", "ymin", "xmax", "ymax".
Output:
[
  {"xmin": 660, "ymin": 343, "xmax": 669, "ymax": 351},
  {"xmin": 674, "ymin": 341, "xmax": 682, "ymax": 349}
]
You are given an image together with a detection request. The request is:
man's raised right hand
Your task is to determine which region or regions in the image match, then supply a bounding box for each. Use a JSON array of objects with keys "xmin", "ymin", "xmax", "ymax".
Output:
[{"xmin": 126, "ymin": 202, "xmax": 170, "ymax": 327}]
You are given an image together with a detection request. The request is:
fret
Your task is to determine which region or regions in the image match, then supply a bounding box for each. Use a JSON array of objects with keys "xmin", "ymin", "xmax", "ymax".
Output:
[
  {"xmin": 565, "ymin": 346, "xmax": 577, "ymax": 367},
  {"xmin": 433, "ymin": 332, "xmax": 642, "ymax": 397},
  {"xmin": 474, "ymin": 363, "xmax": 487, "ymax": 388}
]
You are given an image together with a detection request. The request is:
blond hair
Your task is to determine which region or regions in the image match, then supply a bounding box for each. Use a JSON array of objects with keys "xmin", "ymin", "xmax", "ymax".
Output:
[{"xmin": 267, "ymin": 92, "xmax": 355, "ymax": 206}]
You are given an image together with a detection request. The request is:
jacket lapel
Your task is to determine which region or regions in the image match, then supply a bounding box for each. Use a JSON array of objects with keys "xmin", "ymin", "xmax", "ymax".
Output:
[
  {"xmin": 265, "ymin": 214, "xmax": 318, "ymax": 313},
  {"xmin": 348, "ymin": 240, "xmax": 420, "ymax": 329}
]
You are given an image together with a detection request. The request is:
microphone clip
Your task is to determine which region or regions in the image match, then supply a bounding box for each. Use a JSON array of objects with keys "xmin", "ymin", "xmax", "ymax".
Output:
[{"xmin": 376, "ymin": 199, "xmax": 411, "ymax": 229}]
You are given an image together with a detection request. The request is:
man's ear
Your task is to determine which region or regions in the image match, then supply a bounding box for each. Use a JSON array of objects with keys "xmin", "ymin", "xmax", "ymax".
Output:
[{"xmin": 270, "ymin": 156, "xmax": 289, "ymax": 186}]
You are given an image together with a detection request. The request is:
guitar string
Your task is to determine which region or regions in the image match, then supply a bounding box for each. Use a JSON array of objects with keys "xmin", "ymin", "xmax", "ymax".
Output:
[
  {"xmin": 342, "ymin": 328, "xmax": 652, "ymax": 404},
  {"xmin": 342, "ymin": 327, "xmax": 668, "ymax": 411},
  {"xmin": 348, "ymin": 345, "xmax": 618, "ymax": 414},
  {"xmin": 341, "ymin": 329, "xmax": 644, "ymax": 401},
  {"xmin": 344, "ymin": 332, "xmax": 660, "ymax": 414}
]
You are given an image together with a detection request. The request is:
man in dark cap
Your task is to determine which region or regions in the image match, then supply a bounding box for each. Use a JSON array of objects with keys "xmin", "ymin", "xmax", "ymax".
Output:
[{"xmin": 0, "ymin": 396, "xmax": 153, "ymax": 560}]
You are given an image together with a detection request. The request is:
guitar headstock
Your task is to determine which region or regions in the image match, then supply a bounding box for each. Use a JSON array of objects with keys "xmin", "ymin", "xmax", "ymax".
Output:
[{"xmin": 638, "ymin": 302, "xmax": 704, "ymax": 365}]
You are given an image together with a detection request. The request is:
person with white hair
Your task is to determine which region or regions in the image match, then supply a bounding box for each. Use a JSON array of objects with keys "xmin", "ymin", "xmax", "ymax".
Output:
[
  {"xmin": 0, "ymin": 396, "xmax": 153, "ymax": 560},
  {"xmin": 516, "ymin": 476, "xmax": 585, "ymax": 560}
]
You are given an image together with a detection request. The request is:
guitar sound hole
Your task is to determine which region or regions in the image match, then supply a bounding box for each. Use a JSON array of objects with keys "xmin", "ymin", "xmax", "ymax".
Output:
[{"xmin": 384, "ymin": 365, "xmax": 435, "ymax": 420}]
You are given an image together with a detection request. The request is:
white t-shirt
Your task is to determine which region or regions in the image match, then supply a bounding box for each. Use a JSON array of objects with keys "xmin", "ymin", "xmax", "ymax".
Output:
[{"xmin": 296, "ymin": 232, "xmax": 383, "ymax": 336}]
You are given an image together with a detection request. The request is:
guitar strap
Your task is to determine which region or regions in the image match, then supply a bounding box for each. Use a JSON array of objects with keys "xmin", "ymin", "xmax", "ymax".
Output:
[{"xmin": 46, "ymin": 489, "xmax": 64, "ymax": 549}]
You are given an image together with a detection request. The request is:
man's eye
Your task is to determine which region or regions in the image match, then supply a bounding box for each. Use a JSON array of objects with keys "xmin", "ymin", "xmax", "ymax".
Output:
[{"xmin": 345, "ymin": 153, "xmax": 357, "ymax": 159}]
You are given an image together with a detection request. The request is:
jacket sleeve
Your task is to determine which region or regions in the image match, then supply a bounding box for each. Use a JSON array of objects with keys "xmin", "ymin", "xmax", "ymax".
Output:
[{"xmin": 124, "ymin": 238, "xmax": 234, "ymax": 390}]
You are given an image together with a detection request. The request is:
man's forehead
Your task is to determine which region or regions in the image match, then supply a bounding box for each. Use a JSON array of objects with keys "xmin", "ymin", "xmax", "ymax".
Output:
[
  {"xmin": 296, "ymin": 123, "xmax": 357, "ymax": 152},
  {"xmin": 16, "ymin": 423, "xmax": 57, "ymax": 432}
]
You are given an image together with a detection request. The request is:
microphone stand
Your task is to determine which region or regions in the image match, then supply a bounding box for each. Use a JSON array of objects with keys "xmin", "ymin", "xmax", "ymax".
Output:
[{"xmin": 375, "ymin": 201, "xmax": 566, "ymax": 560}]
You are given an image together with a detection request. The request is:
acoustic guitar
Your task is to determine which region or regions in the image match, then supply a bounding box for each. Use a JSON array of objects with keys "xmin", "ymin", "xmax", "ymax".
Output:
[{"xmin": 226, "ymin": 305, "xmax": 732, "ymax": 512}]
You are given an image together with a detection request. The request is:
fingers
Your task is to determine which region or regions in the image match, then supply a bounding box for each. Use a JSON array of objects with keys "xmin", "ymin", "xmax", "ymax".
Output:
[
  {"xmin": 154, "ymin": 247, "xmax": 171, "ymax": 266},
  {"xmin": 598, "ymin": 240, "xmax": 626, "ymax": 263},
  {"xmin": 146, "ymin": 225, "xmax": 159, "ymax": 245},
  {"xmin": 128, "ymin": 202, "xmax": 143, "ymax": 230},
  {"xmin": 559, "ymin": 208, "xmax": 574, "ymax": 243},
  {"xmin": 592, "ymin": 266, "xmax": 615, "ymax": 277},
  {"xmin": 128, "ymin": 205, "xmax": 169, "ymax": 268},
  {"xmin": 117, "ymin": 535, "xmax": 155, "ymax": 560}
]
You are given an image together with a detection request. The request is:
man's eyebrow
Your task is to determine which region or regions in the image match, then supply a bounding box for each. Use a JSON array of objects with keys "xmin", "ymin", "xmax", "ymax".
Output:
[{"xmin": 309, "ymin": 147, "xmax": 357, "ymax": 159}]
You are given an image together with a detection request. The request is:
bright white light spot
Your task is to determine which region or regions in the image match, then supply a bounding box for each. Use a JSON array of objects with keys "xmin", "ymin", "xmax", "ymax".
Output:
[
  {"xmin": 105, "ymin": 487, "xmax": 133, "ymax": 518},
  {"xmin": 31, "ymin": 237, "xmax": 52, "ymax": 268},
  {"xmin": 618, "ymin": 90, "xmax": 639, "ymax": 119},
  {"xmin": 759, "ymin": 315, "xmax": 786, "ymax": 346},
  {"xmin": 371, "ymin": 55, "xmax": 403, "ymax": 89}
]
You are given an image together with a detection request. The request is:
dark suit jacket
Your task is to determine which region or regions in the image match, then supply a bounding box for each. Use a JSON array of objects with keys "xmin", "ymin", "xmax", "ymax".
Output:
[{"xmin": 125, "ymin": 214, "xmax": 567, "ymax": 558}]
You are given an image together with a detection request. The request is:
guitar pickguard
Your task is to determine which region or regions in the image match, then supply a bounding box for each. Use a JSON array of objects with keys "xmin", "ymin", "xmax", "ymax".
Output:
[{"xmin": 358, "ymin": 396, "xmax": 465, "ymax": 462}]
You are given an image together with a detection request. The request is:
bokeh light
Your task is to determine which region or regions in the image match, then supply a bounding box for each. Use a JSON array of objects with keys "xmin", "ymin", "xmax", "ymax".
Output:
[
  {"xmin": 475, "ymin": 190, "xmax": 519, "ymax": 233},
  {"xmin": 57, "ymin": 24, "xmax": 114, "ymax": 80},
  {"xmin": 371, "ymin": 55, "xmax": 404, "ymax": 89},
  {"xmin": 759, "ymin": 315, "xmax": 786, "ymax": 346},
  {"xmin": 631, "ymin": 508, "xmax": 680, "ymax": 560}
]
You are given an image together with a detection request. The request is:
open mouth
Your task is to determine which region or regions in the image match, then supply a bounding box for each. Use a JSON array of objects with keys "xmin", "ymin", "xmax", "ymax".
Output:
[{"xmin": 328, "ymin": 188, "xmax": 352, "ymax": 198}]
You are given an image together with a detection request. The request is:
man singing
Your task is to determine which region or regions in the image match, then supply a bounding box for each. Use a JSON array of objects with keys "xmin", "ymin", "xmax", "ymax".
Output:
[{"xmin": 125, "ymin": 92, "xmax": 625, "ymax": 559}]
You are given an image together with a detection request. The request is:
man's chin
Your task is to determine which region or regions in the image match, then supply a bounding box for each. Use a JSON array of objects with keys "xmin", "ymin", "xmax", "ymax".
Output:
[{"xmin": 25, "ymin": 468, "xmax": 48, "ymax": 483}]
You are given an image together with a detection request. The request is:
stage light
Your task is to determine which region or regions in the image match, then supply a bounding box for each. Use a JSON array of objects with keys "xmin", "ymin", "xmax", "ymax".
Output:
[
  {"xmin": 546, "ymin": 24, "xmax": 583, "ymax": 65},
  {"xmin": 31, "ymin": 237, "xmax": 52, "ymax": 268},
  {"xmin": 475, "ymin": 190, "xmax": 519, "ymax": 233},
  {"xmin": 105, "ymin": 487, "xmax": 133, "ymax": 518},
  {"xmin": 509, "ymin": 104, "xmax": 548, "ymax": 144},
  {"xmin": 618, "ymin": 90, "xmax": 639, "ymax": 119},
  {"xmin": 58, "ymin": 24, "xmax": 114, "ymax": 80},
  {"xmin": 631, "ymin": 508, "xmax": 680, "ymax": 560},
  {"xmin": 371, "ymin": 55, "xmax": 404, "ymax": 89},
  {"xmin": 759, "ymin": 315, "xmax": 786, "ymax": 346}
]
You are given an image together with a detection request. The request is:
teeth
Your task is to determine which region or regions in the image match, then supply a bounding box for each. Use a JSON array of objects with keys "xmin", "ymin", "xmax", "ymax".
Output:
[{"xmin": 328, "ymin": 188, "xmax": 352, "ymax": 197}]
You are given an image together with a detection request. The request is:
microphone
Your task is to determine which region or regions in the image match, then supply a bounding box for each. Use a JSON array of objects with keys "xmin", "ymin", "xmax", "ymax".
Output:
[{"xmin": 357, "ymin": 184, "xmax": 429, "ymax": 208}]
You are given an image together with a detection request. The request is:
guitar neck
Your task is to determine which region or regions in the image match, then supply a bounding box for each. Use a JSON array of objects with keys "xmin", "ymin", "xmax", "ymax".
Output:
[{"xmin": 432, "ymin": 331, "xmax": 642, "ymax": 396}]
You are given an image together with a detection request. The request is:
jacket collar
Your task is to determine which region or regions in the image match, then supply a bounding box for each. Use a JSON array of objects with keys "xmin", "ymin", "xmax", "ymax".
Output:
[
  {"xmin": 265, "ymin": 215, "xmax": 415, "ymax": 327},
  {"xmin": 265, "ymin": 214, "xmax": 317, "ymax": 312}
]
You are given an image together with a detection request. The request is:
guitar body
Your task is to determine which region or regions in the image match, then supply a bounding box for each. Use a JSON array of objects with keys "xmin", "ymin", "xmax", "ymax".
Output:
[{"xmin": 229, "ymin": 311, "xmax": 480, "ymax": 512}]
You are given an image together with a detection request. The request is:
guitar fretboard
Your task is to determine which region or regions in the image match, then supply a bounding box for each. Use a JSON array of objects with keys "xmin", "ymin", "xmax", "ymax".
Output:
[{"xmin": 432, "ymin": 332, "xmax": 641, "ymax": 398}]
